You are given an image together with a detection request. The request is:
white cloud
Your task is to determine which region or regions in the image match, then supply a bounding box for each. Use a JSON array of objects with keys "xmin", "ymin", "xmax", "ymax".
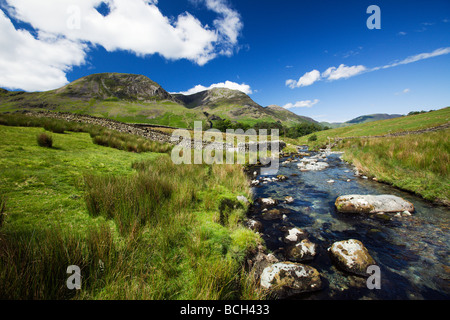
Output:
[
  {"xmin": 322, "ymin": 64, "xmax": 366, "ymax": 81},
  {"xmin": 282, "ymin": 99, "xmax": 319, "ymax": 109},
  {"xmin": 286, "ymin": 70, "xmax": 321, "ymax": 88},
  {"xmin": 0, "ymin": 10, "xmax": 86, "ymax": 91},
  {"xmin": 286, "ymin": 47, "xmax": 450, "ymax": 89},
  {"xmin": 0, "ymin": 0, "xmax": 243, "ymax": 91},
  {"xmin": 395, "ymin": 88, "xmax": 411, "ymax": 95},
  {"xmin": 174, "ymin": 80, "xmax": 252, "ymax": 95},
  {"xmin": 378, "ymin": 47, "xmax": 450, "ymax": 70},
  {"xmin": 397, "ymin": 31, "xmax": 407, "ymax": 36}
]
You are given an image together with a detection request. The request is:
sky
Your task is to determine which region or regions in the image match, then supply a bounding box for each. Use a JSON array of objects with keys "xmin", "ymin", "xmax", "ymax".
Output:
[{"xmin": 0, "ymin": 0, "xmax": 449, "ymax": 122}]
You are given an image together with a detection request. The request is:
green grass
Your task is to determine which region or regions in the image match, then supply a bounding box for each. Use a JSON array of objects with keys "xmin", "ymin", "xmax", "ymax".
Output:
[
  {"xmin": 339, "ymin": 129, "xmax": 450, "ymax": 204},
  {"xmin": 0, "ymin": 124, "xmax": 263, "ymax": 300}
]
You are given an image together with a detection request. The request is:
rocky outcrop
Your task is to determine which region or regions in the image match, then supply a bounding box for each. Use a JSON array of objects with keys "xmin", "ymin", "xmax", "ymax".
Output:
[
  {"xmin": 260, "ymin": 262, "xmax": 322, "ymax": 298},
  {"xmin": 328, "ymin": 239, "xmax": 376, "ymax": 276},
  {"xmin": 335, "ymin": 194, "xmax": 415, "ymax": 214}
]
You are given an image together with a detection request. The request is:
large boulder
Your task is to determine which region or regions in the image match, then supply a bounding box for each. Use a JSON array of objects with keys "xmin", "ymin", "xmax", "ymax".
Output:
[
  {"xmin": 335, "ymin": 194, "xmax": 414, "ymax": 214},
  {"xmin": 260, "ymin": 262, "xmax": 322, "ymax": 298},
  {"xmin": 328, "ymin": 239, "xmax": 376, "ymax": 276}
]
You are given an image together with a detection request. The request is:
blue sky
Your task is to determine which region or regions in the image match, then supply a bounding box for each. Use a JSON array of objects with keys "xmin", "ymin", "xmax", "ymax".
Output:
[{"xmin": 0, "ymin": 0, "xmax": 449, "ymax": 122}]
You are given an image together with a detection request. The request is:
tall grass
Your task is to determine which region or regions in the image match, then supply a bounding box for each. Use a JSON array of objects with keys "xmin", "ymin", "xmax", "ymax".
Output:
[
  {"xmin": 0, "ymin": 225, "xmax": 117, "ymax": 300},
  {"xmin": 0, "ymin": 195, "xmax": 6, "ymax": 228},
  {"xmin": 339, "ymin": 129, "xmax": 450, "ymax": 203},
  {"xmin": 90, "ymin": 128, "xmax": 172, "ymax": 154},
  {"xmin": 81, "ymin": 156, "xmax": 263, "ymax": 299}
]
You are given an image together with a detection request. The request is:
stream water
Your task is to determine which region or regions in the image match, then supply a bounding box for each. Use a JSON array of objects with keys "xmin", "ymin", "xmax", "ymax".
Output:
[{"xmin": 249, "ymin": 149, "xmax": 449, "ymax": 300}]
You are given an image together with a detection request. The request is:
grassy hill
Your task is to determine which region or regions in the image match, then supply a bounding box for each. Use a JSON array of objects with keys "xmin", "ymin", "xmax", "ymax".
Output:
[
  {"xmin": 0, "ymin": 73, "xmax": 316, "ymax": 129},
  {"xmin": 298, "ymin": 107, "xmax": 450, "ymax": 147}
]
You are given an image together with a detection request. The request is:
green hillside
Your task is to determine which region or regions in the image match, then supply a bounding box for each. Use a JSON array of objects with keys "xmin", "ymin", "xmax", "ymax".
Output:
[{"xmin": 298, "ymin": 107, "xmax": 450, "ymax": 147}]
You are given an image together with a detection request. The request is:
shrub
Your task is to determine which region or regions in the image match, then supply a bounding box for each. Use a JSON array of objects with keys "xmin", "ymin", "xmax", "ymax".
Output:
[
  {"xmin": 37, "ymin": 132, "xmax": 53, "ymax": 148},
  {"xmin": 43, "ymin": 119, "xmax": 66, "ymax": 134},
  {"xmin": 308, "ymin": 134, "xmax": 318, "ymax": 142}
]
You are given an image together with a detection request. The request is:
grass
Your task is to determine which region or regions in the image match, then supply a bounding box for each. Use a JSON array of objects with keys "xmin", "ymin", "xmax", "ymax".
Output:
[
  {"xmin": 338, "ymin": 129, "xmax": 450, "ymax": 204},
  {"xmin": 0, "ymin": 124, "xmax": 264, "ymax": 300}
]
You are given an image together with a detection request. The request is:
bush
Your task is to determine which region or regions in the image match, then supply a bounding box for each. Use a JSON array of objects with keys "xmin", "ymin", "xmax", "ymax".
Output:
[
  {"xmin": 37, "ymin": 133, "xmax": 53, "ymax": 148},
  {"xmin": 308, "ymin": 134, "xmax": 318, "ymax": 142}
]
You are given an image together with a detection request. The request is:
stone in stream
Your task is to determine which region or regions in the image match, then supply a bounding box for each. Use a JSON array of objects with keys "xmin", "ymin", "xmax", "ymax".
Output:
[
  {"xmin": 286, "ymin": 239, "xmax": 317, "ymax": 262},
  {"xmin": 283, "ymin": 227, "xmax": 308, "ymax": 244},
  {"xmin": 246, "ymin": 219, "xmax": 263, "ymax": 233},
  {"xmin": 256, "ymin": 197, "xmax": 278, "ymax": 207},
  {"xmin": 284, "ymin": 196, "xmax": 294, "ymax": 203},
  {"xmin": 261, "ymin": 209, "xmax": 282, "ymax": 220},
  {"xmin": 260, "ymin": 262, "xmax": 322, "ymax": 298},
  {"xmin": 335, "ymin": 194, "xmax": 414, "ymax": 214},
  {"xmin": 328, "ymin": 239, "xmax": 376, "ymax": 276}
]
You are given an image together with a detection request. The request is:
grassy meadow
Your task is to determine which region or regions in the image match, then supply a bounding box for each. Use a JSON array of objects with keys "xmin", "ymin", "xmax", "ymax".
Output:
[{"xmin": 0, "ymin": 116, "xmax": 264, "ymax": 300}]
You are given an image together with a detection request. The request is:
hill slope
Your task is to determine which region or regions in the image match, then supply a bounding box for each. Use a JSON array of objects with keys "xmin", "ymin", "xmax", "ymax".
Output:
[{"xmin": 301, "ymin": 107, "xmax": 450, "ymax": 147}]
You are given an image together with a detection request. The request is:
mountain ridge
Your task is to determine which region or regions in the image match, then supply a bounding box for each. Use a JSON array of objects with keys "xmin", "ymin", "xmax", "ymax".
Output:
[{"xmin": 0, "ymin": 73, "xmax": 317, "ymax": 128}]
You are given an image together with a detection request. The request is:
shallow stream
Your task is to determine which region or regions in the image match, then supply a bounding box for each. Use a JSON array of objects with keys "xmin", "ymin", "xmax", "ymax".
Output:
[{"xmin": 250, "ymin": 150, "xmax": 449, "ymax": 299}]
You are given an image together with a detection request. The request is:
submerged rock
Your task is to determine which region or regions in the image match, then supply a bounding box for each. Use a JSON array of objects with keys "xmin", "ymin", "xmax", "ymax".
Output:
[
  {"xmin": 284, "ymin": 196, "xmax": 294, "ymax": 204},
  {"xmin": 260, "ymin": 262, "xmax": 322, "ymax": 298},
  {"xmin": 297, "ymin": 159, "xmax": 329, "ymax": 171},
  {"xmin": 335, "ymin": 194, "xmax": 414, "ymax": 214},
  {"xmin": 261, "ymin": 209, "xmax": 282, "ymax": 220},
  {"xmin": 328, "ymin": 239, "xmax": 376, "ymax": 276}
]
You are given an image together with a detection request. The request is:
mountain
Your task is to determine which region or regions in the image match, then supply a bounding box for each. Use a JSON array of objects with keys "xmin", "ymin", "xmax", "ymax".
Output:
[
  {"xmin": 174, "ymin": 89, "xmax": 316, "ymax": 125},
  {"xmin": 264, "ymin": 105, "xmax": 318, "ymax": 124},
  {"xmin": 347, "ymin": 113, "xmax": 404, "ymax": 124},
  {"xmin": 55, "ymin": 73, "xmax": 177, "ymax": 102},
  {"xmin": 321, "ymin": 113, "xmax": 404, "ymax": 128},
  {"xmin": 0, "ymin": 73, "xmax": 317, "ymax": 129}
]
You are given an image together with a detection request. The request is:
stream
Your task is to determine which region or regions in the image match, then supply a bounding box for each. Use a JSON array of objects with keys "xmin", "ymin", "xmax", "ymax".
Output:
[{"xmin": 249, "ymin": 149, "xmax": 449, "ymax": 300}]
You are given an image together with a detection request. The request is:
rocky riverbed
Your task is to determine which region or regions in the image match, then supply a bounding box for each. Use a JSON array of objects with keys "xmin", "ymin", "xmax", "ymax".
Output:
[{"xmin": 245, "ymin": 148, "xmax": 449, "ymax": 300}]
